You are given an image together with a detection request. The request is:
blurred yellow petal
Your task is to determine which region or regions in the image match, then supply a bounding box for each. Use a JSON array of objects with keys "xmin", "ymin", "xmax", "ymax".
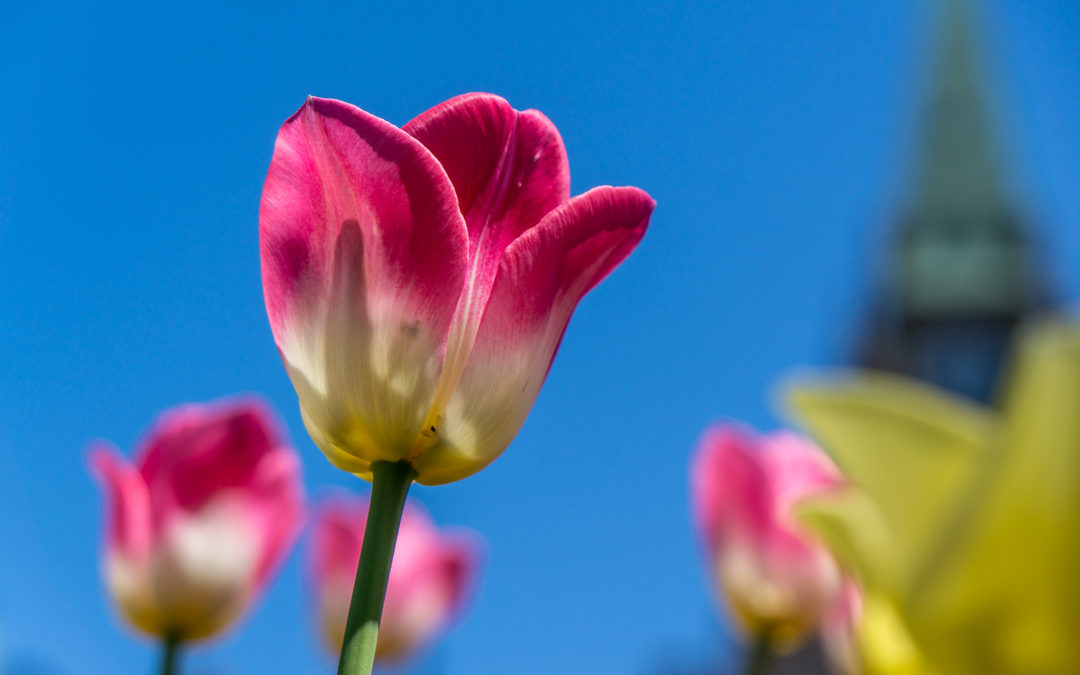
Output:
[
  {"xmin": 785, "ymin": 321, "xmax": 1080, "ymax": 675},
  {"xmin": 860, "ymin": 593, "xmax": 932, "ymax": 675},
  {"xmin": 917, "ymin": 322, "xmax": 1080, "ymax": 673},
  {"xmin": 787, "ymin": 373, "xmax": 996, "ymax": 597},
  {"xmin": 795, "ymin": 488, "xmax": 891, "ymax": 590}
]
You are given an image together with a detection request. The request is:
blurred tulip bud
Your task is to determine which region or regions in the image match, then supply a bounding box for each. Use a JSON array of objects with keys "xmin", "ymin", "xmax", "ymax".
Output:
[
  {"xmin": 308, "ymin": 496, "xmax": 481, "ymax": 662},
  {"xmin": 691, "ymin": 424, "xmax": 852, "ymax": 650},
  {"xmin": 89, "ymin": 399, "xmax": 304, "ymax": 642}
]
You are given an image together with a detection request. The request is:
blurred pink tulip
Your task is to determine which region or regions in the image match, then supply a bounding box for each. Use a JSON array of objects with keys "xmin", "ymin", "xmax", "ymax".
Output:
[
  {"xmin": 690, "ymin": 424, "xmax": 852, "ymax": 649},
  {"xmin": 308, "ymin": 496, "xmax": 481, "ymax": 662},
  {"xmin": 89, "ymin": 399, "xmax": 304, "ymax": 642},
  {"xmin": 821, "ymin": 580, "xmax": 863, "ymax": 674},
  {"xmin": 260, "ymin": 93, "xmax": 654, "ymax": 486}
]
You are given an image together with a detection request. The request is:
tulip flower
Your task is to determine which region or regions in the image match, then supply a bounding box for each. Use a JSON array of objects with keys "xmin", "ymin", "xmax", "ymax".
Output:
[
  {"xmin": 89, "ymin": 400, "xmax": 304, "ymax": 673},
  {"xmin": 821, "ymin": 581, "xmax": 864, "ymax": 675},
  {"xmin": 691, "ymin": 425, "xmax": 856, "ymax": 673},
  {"xmin": 260, "ymin": 93, "xmax": 653, "ymax": 485},
  {"xmin": 788, "ymin": 321, "xmax": 1080, "ymax": 674},
  {"xmin": 260, "ymin": 93, "xmax": 653, "ymax": 673},
  {"xmin": 309, "ymin": 496, "xmax": 480, "ymax": 663}
]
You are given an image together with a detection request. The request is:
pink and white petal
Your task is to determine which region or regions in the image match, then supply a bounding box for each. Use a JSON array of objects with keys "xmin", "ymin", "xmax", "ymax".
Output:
[
  {"xmin": 384, "ymin": 503, "xmax": 439, "ymax": 585},
  {"xmin": 139, "ymin": 401, "xmax": 281, "ymax": 512},
  {"xmin": 762, "ymin": 433, "xmax": 844, "ymax": 495},
  {"xmin": 260, "ymin": 97, "xmax": 469, "ymax": 466},
  {"xmin": 404, "ymin": 93, "xmax": 569, "ymax": 248},
  {"xmin": 411, "ymin": 186, "xmax": 654, "ymax": 484},
  {"xmin": 380, "ymin": 524, "xmax": 481, "ymax": 660},
  {"xmin": 760, "ymin": 432, "xmax": 845, "ymax": 519},
  {"xmin": 135, "ymin": 405, "xmax": 209, "ymax": 504},
  {"xmin": 432, "ymin": 532, "xmax": 483, "ymax": 619},
  {"xmin": 757, "ymin": 433, "xmax": 846, "ymax": 562},
  {"xmin": 89, "ymin": 444, "xmax": 153, "ymax": 561},
  {"xmin": 404, "ymin": 95, "xmax": 571, "ymax": 432},
  {"xmin": 300, "ymin": 405, "xmax": 374, "ymax": 478},
  {"xmin": 90, "ymin": 445, "xmax": 167, "ymax": 635},
  {"xmin": 821, "ymin": 580, "xmax": 864, "ymax": 674},
  {"xmin": 246, "ymin": 445, "xmax": 305, "ymax": 587},
  {"xmin": 691, "ymin": 425, "xmax": 776, "ymax": 551},
  {"xmin": 308, "ymin": 498, "xmax": 367, "ymax": 588},
  {"xmin": 152, "ymin": 499, "xmax": 263, "ymax": 640}
]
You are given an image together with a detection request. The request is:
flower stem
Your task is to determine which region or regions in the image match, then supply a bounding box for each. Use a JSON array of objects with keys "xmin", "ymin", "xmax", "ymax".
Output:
[
  {"xmin": 337, "ymin": 460, "xmax": 415, "ymax": 675},
  {"xmin": 744, "ymin": 629, "xmax": 774, "ymax": 675},
  {"xmin": 159, "ymin": 634, "xmax": 180, "ymax": 675}
]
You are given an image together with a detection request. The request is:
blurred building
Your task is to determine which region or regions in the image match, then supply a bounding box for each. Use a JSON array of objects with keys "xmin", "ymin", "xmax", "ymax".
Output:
[{"xmin": 859, "ymin": 0, "xmax": 1049, "ymax": 404}]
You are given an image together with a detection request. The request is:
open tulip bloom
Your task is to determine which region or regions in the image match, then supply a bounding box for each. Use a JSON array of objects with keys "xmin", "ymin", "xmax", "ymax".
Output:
[
  {"xmin": 89, "ymin": 399, "xmax": 304, "ymax": 674},
  {"xmin": 260, "ymin": 93, "xmax": 653, "ymax": 673}
]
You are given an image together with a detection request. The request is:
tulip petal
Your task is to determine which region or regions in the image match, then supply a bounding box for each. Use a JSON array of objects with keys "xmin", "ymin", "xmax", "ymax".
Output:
[
  {"xmin": 309, "ymin": 498, "xmax": 366, "ymax": 586},
  {"xmin": 796, "ymin": 488, "xmax": 893, "ymax": 590},
  {"xmin": 691, "ymin": 426, "xmax": 775, "ymax": 550},
  {"xmin": 89, "ymin": 445, "xmax": 164, "ymax": 635},
  {"xmin": 1000, "ymin": 323, "xmax": 1080, "ymax": 511},
  {"xmin": 691, "ymin": 425, "xmax": 850, "ymax": 647},
  {"xmin": 378, "ymin": 508, "xmax": 481, "ymax": 660},
  {"xmin": 917, "ymin": 322, "xmax": 1080, "ymax": 672},
  {"xmin": 261, "ymin": 97, "xmax": 469, "ymax": 474},
  {"xmin": 786, "ymin": 373, "xmax": 997, "ymax": 597},
  {"xmin": 432, "ymin": 533, "xmax": 483, "ymax": 619},
  {"xmin": 138, "ymin": 402, "xmax": 278, "ymax": 510},
  {"xmin": 412, "ymin": 186, "xmax": 653, "ymax": 484},
  {"xmin": 153, "ymin": 501, "xmax": 262, "ymax": 640},
  {"xmin": 404, "ymin": 93, "xmax": 569, "ymax": 246},
  {"xmin": 89, "ymin": 444, "xmax": 153, "ymax": 561},
  {"xmin": 403, "ymin": 95, "xmax": 571, "ymax": 443},
  {"xmin": 820, "ymin": 580, "xmax": 864, "ymax": 675},
  {"xmin": 308, "ymin": 497, "xmax": 481, "ymax": 660},
  {"xmin": 90, "ymin": 401, "xmax": 305, "ymax": 642},
  {"xmin": 248, "ymin": 446, "xmax": 305, "ymax": 587},
  {"xmin": 134, "ymin": 401, "xmax": 305, "ymax": 585},
  {"xmin": 694, "ymin": 428, "xmax": 843, "ymax": 559}
]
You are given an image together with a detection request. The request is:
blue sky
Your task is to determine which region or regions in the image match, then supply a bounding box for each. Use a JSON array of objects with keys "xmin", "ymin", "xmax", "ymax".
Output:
[{"xmin": 2, "ymin": 1, "xmax": 1079, "ymax": 673}]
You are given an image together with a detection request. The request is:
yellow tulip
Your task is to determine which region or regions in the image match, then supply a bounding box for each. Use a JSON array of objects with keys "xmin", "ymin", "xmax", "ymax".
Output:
[{"xmin": 785, "ymin": 321, "xmax": 1080, "ymax": 675}]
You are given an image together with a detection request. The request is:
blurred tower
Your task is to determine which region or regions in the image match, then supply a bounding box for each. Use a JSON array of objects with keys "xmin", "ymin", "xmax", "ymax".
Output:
[{"xmin": 860, "ymin": 0, "xmax": 1047, "ymax": 403}]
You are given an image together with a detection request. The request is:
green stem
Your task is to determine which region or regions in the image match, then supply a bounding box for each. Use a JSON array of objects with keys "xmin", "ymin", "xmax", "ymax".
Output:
[
  {"xmin": 337, "ymin": 460, "xmax": 415, "ymax": 675},
  {"xmin": 744, "ymin": 628, "xmax": 774, "ymax": 675},
  {"xmin": 159, "ymin": 634, "xmax": 180, "ymax": 675}
]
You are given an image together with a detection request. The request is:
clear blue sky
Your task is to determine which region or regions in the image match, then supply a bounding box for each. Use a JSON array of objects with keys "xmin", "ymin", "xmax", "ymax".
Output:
[{"xmin": 2, "ymin": 1, "xmax": 1079, "ymax": 673}]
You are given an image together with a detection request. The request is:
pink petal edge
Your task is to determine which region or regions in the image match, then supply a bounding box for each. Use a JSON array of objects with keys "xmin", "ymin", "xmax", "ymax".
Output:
[
  {"xmin": 412, "ymin": 186, "xmax": 654, "ymax": 484},
  {"xmin": 260, "ymin": 95, "xmax": 468, "ymax": 351},
  {"xmin": 88, "ymin": 443, "xmax": 152, "ymax": 560}
]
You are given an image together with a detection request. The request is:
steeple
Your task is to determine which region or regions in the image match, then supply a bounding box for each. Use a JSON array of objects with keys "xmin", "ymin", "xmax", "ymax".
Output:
[
  {"xmin": 861, "ymin": 0, "xmax": 1045, "ymax": 402},
  {"xmin": 917, "ymin": 0, "xmax": 1000, "ymax": 214},
  {"xmin": 897, "ymin": 0, "xmax": 1030, "ymax": 318}
]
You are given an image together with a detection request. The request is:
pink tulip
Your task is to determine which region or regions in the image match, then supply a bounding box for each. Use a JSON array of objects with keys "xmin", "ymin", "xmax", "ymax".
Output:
[
  {"xmin": 308, "ymin": 496, "xmax": 480, "ymax": 662},
  {"xmin": 260, "ymin": 93, "xmax": 654, "ymax": 485},
  {"xmin": 690, "ymin": 424, "xmax": 851, "ymax": 649},
  {"xmin": 89, "ymin": 399, "xmax": 305, "ymax": 642},
  {"xmin": 821, "ymin": 580, "xmax": 863, "ymax": 674}
]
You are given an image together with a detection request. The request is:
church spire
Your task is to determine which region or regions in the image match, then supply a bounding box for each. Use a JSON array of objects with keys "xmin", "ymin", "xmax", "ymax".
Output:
[
  {"xmin": 860, "ymin": 0, "xmax": 1046, "ymax": 403},
  {"xmin": 896, "ymin": 0, "xmax": 1031, "ymax": 319}
]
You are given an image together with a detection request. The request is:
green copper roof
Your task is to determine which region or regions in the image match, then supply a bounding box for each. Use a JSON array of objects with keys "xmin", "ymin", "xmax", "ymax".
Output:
[{"xmin": 896, "ymin": 0, "xmax": 1030, "ymax": 318}]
